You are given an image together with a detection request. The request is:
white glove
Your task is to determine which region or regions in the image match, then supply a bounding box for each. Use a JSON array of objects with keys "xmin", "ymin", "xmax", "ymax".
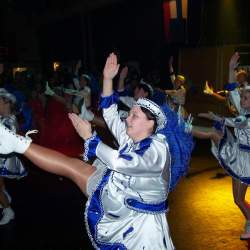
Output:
[
  {"xmin": 63, "ymin": 88, "xmax": 80, "ymax": 96},
  {"xmin": 0, "ymin": 123, "xmax": 32, "ymax": 154},
  {"xmin": 44, "ymin": 82, "xmax": 55, "ymax": 96},
  {"xmin": 79, "ymin": 102, "xmax": 94, "ymax": 121},
  {"xmin": 184, "ymin": 114, "xmax": 193, "ymax": 133}
]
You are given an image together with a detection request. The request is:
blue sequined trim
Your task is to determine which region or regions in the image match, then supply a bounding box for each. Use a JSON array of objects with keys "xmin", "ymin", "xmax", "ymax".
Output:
[
  {"xmin": 224, "ymin": 82, "xmax": 238, "ymax": 91},
  {"xmin": 118, "ymin": 138, "xmax": 152, "ymax": 161},
  {"xmin": 99, "ymin": 93, "xmax": 119, "ymax": 109},
  {"xmin": 135, "ymin": 138, "xmax": 152, "ymax": 156},
  {"xmin": 123, "ymin": 227, "xmax": 134, "ymax": 239},
  {"xmin": 125, "ymin": 198, "xmax": 168, "ymax": 214},
  {"xmin": 85, "ymin": 169, "xmax": 127, "ymax": 249},
  {"xmin": 83, "ymin": 131, "xmax": 101, "ymax": 161},
  {"xmin": 239, "ymin": 143, "xmax": 250, "ymax": 152},
  {"xmin": 119, "ymin": 154, "xmax": 133, "ymax": 161},
  {"xmin": 0, "ymin": 166, "xmax": 27, "ymax": 178},
  {"xmin": 117, "ymin": 89, "xmax": 129, "ymax": 97},
  {"xmin": 218, "ymin": 130, "xmax": 250, "ymax": 184}
]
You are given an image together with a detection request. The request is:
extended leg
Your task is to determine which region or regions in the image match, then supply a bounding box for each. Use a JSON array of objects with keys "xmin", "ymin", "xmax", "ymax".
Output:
[{"xmin": 24, "ymin": 144, "xmax": 96, "ymax": 196}]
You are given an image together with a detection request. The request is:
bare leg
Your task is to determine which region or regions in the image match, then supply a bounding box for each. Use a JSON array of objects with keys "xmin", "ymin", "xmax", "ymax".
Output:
[
  {"xmin": 0, "ymin": 177, "xmax": 9, "ymax": 208},
  {"xmin": 232, "ymin": 178, "xmax": 250, "ymax": 220},
  {"xmin": 24, "ymin": 144, "xmax": 96, "ymax": 196}
]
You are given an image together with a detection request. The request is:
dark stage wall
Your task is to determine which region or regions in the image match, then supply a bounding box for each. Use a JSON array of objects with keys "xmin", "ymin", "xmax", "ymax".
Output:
[{"xmin": 39, "ymin": 0, "xmax": 167, "ymax": 75}]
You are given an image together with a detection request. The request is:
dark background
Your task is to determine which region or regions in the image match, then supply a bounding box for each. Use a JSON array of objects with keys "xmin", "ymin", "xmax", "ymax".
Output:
[{"xmin": 1, "ymin": 0, "xmax": 250, "ymax": 72}]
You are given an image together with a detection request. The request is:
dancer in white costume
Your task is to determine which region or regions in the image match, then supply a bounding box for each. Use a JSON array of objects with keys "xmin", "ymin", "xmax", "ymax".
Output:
[
  {"xmin": 0, "ymin": 88, "xmax": 26, "ymax": 225},
  {"xmin": 0, "ymin": 53, "xmax": 177, "ymax": 249},
  {"xmin": 199, "ymin": 86, "xmax": 250, "ymax": 240}
]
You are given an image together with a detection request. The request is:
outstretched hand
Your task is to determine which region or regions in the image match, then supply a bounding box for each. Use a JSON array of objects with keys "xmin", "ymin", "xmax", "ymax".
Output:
[
  {"xmin": 198, "ymin": 111, "xmax": 218, "ymax": 121},
  {"xmin": 68, "ymin": 113, "xmax": 92, "ymax": 140},
  {"xmin": 103, "ymin": 53, "xmax": 120, "ymax": 80},
  {"xmin": 229, "ymin": 52, "xmax": 240, "ymax": 70}
]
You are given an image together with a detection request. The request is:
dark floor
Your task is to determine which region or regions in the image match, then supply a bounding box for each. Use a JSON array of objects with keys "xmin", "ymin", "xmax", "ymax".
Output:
[
  {"xmin": 0, "ymin": 139, "xmax": 250, "ymax": 249},
  {"xmin": 1, "ymin": 164, "xmax": 93, "ymax": 250}
]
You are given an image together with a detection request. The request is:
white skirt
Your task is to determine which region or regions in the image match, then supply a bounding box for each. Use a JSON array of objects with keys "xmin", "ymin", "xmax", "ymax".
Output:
[
  {"xmin": 0, "ymin": 154, "xmax": 27, "ymax": 179},
  {"xmin": 211, "ymin": 128, "xmax": 250, "ymax": 184}
]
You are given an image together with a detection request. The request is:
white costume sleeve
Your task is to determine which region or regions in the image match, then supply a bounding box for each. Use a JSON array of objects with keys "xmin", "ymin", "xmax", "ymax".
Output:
[
  {"xmin": 224, "ymin": 116, "xmax": 250, "ymax": 129},
  {"xmin": 96, "ymin": 138, "xmax": 167, "ymax": 177},
  {"xmin": 228, "ymin": 89, "xmax": 241, "ymax": 114},
  {"xmin": 103, "ymin": 103, "xmax": 129, "ymax": 146},
  {"xmin": 73, "ymin": 77, "xmax": 80, "ymax": 90},
  {"xmin": 170, "ymin": 74, "xmax": 175, "ymax": 85}
]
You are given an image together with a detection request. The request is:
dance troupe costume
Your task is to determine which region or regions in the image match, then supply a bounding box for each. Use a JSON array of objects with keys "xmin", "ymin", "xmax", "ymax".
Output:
[
  {"xmin": 211, "ymin": 85, "xmax": 250, "ymax": 184},
  {"xmin": 84, "ymin": 93, "xmax": 193, "ymax": 249},
  {"xmin": 0, "ymin": 90, "xmax": 26, "ymax": 179}
]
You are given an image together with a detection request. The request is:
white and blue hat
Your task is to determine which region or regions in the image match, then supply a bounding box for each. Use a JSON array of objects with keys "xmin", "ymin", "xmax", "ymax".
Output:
[
  {"xmin": 0, "ymin": 88, "xmax": 16, "ymax": 103},
  {"xmin": 136, "ymin": 98, "xmax": 166, "ymax": 131}
]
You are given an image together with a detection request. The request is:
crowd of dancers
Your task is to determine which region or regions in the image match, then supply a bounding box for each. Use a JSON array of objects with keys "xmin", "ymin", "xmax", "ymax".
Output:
[{"xmin": 0, "ymin": 51, "xmax": 249, "ymax": 249}]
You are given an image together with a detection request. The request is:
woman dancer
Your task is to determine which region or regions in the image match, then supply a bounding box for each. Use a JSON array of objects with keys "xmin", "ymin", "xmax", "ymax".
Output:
[
  {"xmin": 199, "ymin": 86, "xmax": 250, "ymax": 240},
  {"xmin": 0, "ymin": 53, "xmax": 193, "ymax": 249},
  {"xmin": 0, "ymin": 88, "xmax": 26, "ymax": 225}
]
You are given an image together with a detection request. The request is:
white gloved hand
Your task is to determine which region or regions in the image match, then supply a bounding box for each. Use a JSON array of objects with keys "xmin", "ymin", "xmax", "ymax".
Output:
[
  {"xmin": 0, "ymin": 124, "xmax": 32, "ymax": 154},
  {"xmin": 184, "ymin": 114, "xmax": 193, "ymax": 133},
  {"xmin": 44, "ymin": 82, "xmax": 55, "ymax": 96},
  {"xmin": 63, "ymin": 88, "xmax": 80, "ymax": 96}
]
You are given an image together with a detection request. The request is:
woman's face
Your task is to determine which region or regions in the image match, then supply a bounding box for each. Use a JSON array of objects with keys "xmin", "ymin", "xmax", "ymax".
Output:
[
  {"xmin": 240, "ymin": 91, "xmax": 250, "ymax": 110},
  {"xmin": 237, "ymin": 73, "xmax": 247, "ymax": 85},
  {"xmin": 126, "ymin": 106, "xmax": 154, "ymax": 142}
]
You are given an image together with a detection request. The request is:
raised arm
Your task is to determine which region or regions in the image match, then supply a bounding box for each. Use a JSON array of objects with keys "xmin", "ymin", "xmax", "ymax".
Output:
[
  {"xmin": 169, "ymin": 56, "xmax": 176, "ymax": 85},
  {"xmin": 102, "ymin": 53, "xmax": 120, "ymax": 97},
  {"xmin": 198, "ymin": 112, "xmax": 250, "ymax": 129},
  {"xmin": 227, "ymin": 52, "xmax": 241, "ymax": 113},
  {"xmin": 101, "ymin": 54, "xmax": 129, "ymax": 145},
  {"xmin": 229, "ymin": 52, "xmax": 239, "ymax": 83},
  {"xmin": 117, "ymin": 66, "xmax": 128, "ymax": 92}
]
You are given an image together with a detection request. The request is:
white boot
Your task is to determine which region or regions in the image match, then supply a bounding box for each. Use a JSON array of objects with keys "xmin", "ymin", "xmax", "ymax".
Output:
[
  {"xmin": 0, "ymin": 189, "xmax": 12, "ymax": 208},
  {"xmin": 0, "ymin": 123, "xmax": 32, "ymax": 154},
  {"xmin": 240, "ymin": 220, "xmax": 250, "ymax": 240},
  {"xmin": 3, "ymin": 189, "xmax": 12, "ymax": 204},
  {"xmin": 0, "ymin": 207, "xmax": 15, "ymax": 225}
]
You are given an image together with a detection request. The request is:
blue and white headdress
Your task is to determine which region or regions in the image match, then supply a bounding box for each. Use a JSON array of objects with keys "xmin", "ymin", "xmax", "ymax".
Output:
[
  {"xmin": 136, "ymin": 98, "xmax": 167, "ymax": 132},
  {"xmin": 81, "ymin": 74, "xmax": 91, "ymax": 81},
  {"xmin": 0, "ymin": 88, "xmax": 16, "ymax": 103},
  {"xmin": 140, "ymin": 79, "xmax": 154, "ymax": 97}
]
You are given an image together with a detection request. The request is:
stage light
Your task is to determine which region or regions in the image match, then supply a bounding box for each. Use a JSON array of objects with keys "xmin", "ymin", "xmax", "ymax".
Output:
[{"xmin": 53, "ymin": 62, "xmax": 60, "ymax": 71}]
